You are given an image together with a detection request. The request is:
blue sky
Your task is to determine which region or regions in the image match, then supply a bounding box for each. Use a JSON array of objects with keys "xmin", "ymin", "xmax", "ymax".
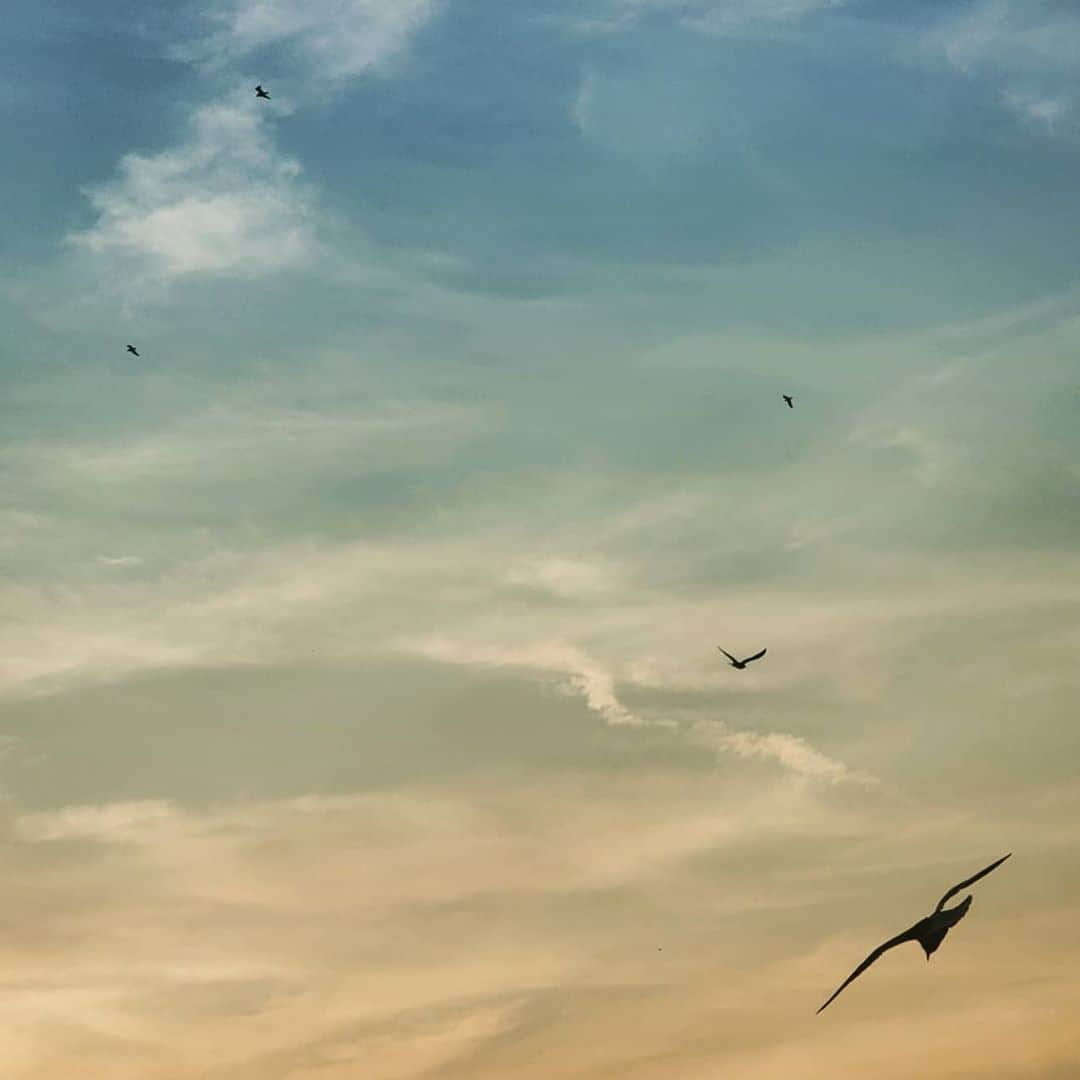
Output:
[{"xmin": 2, "ymin": 1, "xmax": 1080, "ymax": 1076}]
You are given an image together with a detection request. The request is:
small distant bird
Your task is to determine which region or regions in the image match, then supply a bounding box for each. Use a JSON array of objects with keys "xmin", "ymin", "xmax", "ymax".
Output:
[
  {"xmin": 817, "ymin": 853, "xmax": 1011, "ymax": 1014},
  {"xmin": 782, "ymin": 394, "xmax": 794, "ymax": 409},
  {"xmin": 255, "ymin": 85, "xmax": 271, "ymax": 100},
  {"xmin": 717, "ymin": 647, "xmax": 767, "ymax": 670},
  {"xmin": 126, "ymin": 344, "xmax": 139, "ymax": 357}
]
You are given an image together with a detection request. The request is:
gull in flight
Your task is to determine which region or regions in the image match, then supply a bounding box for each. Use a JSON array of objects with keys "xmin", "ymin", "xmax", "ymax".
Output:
[
  {"xmin": 782, "ymin": 394, "xmax": 794, "ymax": 408},
  {"xmin": 255, "ymin": 84, "xmax": 271, "ymax": 100},
  {"xmin": 126, "ymin": 344, "xmax": 139, "ymax": 357},
  {"xmin": 717, "ymin": 646, "xmax": 767, "ymax": 670},
  {"xmin": 817, "ymin": 853, "xmax": 1012, "ymax": 1013}
]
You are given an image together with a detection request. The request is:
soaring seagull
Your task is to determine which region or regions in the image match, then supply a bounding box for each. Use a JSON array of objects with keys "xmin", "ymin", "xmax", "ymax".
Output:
[
  {"xmin": 255, "ymin": 84, "xmax": 271, "ymax": 100},
  {"xmin": 782, "ymin": 394, "xmax": 794, "ymax": 409},
  {"xmin": 817, "ymin": 853, "xmax": 1011, "ymax": 1014},
  {"xmin": 126, "ymin": 344, "xmax": 139, "ymax": 357},
  {"xmin": 717, "ymin": 647, "xmax": 767, "ymax": 670}
]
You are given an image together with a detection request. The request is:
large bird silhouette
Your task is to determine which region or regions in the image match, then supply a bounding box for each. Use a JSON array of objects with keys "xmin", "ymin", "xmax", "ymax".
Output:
[
  {"xmin": 717, "ymin": 646, "xmax": 767, "ymax": 670},
  {"xmin": 817, "ymin": 853, "xmax": 1011, "ymax": 1013},
  {"xmin": 255, "ymin": 84, "xmax": 271, "ymax": 100},
  {"xmin": 782, "ymin": 394, "xmax": 794, "ymax": 408},
  {"xmin": 126, "ymin": 344, "xmax": 139, "ymax": 357}
]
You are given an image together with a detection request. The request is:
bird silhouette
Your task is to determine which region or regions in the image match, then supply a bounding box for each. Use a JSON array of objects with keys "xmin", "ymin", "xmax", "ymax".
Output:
[
  {"xmin": 817, "ymin": 853, "xmax": 1011, "ymax": 1013},
  {"xmin": 717, "ymin": 647, "xmax": 767, "ymax": 670},
  {"xmin": 126, "ymin": 344, "xmax": 139, "ymax": 357},
  {"xmin": 782, "ymin": 394, "xmax": 794, "ymax": 408},
  {"xmin": 255, "ymin": 85, "xmax": 271, "ymax": 100}
]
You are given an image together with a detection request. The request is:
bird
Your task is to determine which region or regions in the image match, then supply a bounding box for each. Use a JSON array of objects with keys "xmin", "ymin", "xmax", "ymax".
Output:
[
  {"xmin": 816, "ymin": 853, "xmax": 1011, "ymax": 1014},
  {"xmin": 126, "ymin": 344, "xmax": 139, "ymax": 357},
  {"xmin": 782, "ymin": 394, "xmax": 794, "ymax": 409},
  {"xmin": 717, "ymin": 646, "xmax": 767, "ymax": 670},
  {"xmin": 255, "ymin": 85, "xmax": 271, "ymax": 100}
]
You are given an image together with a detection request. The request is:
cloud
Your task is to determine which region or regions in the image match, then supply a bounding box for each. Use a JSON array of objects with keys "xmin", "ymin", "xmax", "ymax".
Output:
[
  {"xmin": 26, "ymin": 396, "xmax": 486, "ymax": 482},
  {"xmin": 97, "ymin": 555, "xmax": 145, "ymax": 568},
  {"xmin": 196, "ymin": 0, "xmax": 440, "ymax": 89},
  {"xmin": 673, "ymin": 0, "xmax": 848, "ymax": 34},
  {"xmin": 6, "ymin": 776, "xmax": 1074, "ymax": 1079},
  {"xmin": 571, "ymin": 70, "xmax": 595, "ymax": 133},
  {"xmin": 15, "ymin": 800, "xmax": 176, "ymax": 843},
  {"xmin": 405, "ymin": 636, "xmax": 647, "ymax": 726},
  {"xmin": 923, "ymin": 1, "xmax": 1080, "ymax": 136},
  {"xmin": 692, "ymin": 721, "xmax": 873, "ymax": 786},
  {"xmin": 563, "ymin": 0, "xmax": 848, "ymax": 36},
  {"xmin": 70, "ymin": 0, "xmax": 440, "ymax": 293},
  {"xmin": 70, "ymin": 103, "xmax": 315, "ymax": 284},
  {"xmin": 851, "ymin": 424, "xmax": 945, "ymax": 487},
  {"xmin": 1003, "ymin": 90, "xmax": 1068, "ymax": 134},
  {"xmin": 502, "ymin": 558, "xmax": 621, "ymax": 599},
  {"xmin": 403, "ymin": 634, "xmax": 876, "ymax": 785},
  {"xmin": 925, "ymin": 0, "xmax": 1080, "ymax": 76}
]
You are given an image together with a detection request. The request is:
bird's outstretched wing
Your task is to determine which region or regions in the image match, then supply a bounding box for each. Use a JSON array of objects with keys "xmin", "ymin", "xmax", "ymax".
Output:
[
  {"xmin": 817, "ymin": 923, "xmax": 921, "ymax": 1013},
  {"xmin": 717, "ymin": 647, "xmax": 738, "ymax": 664},
  {"xmin": 744, "ymin": 648, "xmax": 767, "ymax": 664},
  {"xmin": 934, "ymin": 854, "xmax": 1011, "ymax": 913}
]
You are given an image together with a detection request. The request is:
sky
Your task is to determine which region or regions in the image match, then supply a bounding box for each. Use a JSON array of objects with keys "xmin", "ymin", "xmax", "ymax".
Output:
[{"xmin": 2, "ymin": 0, "xmax": 1080, "ymax": 1076}]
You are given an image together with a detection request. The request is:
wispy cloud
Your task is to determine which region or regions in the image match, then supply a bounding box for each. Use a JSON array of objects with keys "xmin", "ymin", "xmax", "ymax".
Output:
[
  {"xmin": 97, "ymin": 554, "xmax": 145, "ymax": 568},
  {"xmin": 502, "ymin": 558, "xmax": 621, "ymax": 599},
  {"xmin": 405, "ymin": 636, "xmax": 648, "ymax": 727},
  {"xmin": 692, "ymin": 720, "xmax": 874, "ymax": 785},
  {"xmin": 194, "ymin": 0, "xmax": 439, "ymax": 89},
  {"xmin": 923, "ymin": 0, "xmax": 1080, "ymax": 136},
  {"xmin": 1002, "ymin": 90, "xmax": 1068, "ymax": 135},
  {"xmin": 561, "ymin": 0, "xmax": 847, "ymax": 36},
  {"xmin": 24, "ymin": 396, "xmax": 486, "ymax": 482},
  {"xmin": 403, "ymin": 633, "xmax": 876, "ymax": 785}
]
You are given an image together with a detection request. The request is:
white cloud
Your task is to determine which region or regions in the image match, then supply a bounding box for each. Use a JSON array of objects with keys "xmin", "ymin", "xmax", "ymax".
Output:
[
  {"xmin": 924, "ymin": 1, "xmax": 1080, "ymax": 136},
  {"xmin": 402, "ymin": 634, "xmax": 875, "ymax": 784},
  {"xmin": 692, "ymin": 721, "xmax": 872, "ymax": 785},
  {"xmin": 72, "ymin": 0, "xmax": 440, "ymax": 292},
  {"xmin": 70, "ymin": 103, "xmax": 316, "ymax": 284},
  {"xmin": 405, "ymin": 636, "xmax": 647, "ymax": 726},
  {"xmin": 199, "ymin": 0, "xmax": 439, "ymax": 87}
]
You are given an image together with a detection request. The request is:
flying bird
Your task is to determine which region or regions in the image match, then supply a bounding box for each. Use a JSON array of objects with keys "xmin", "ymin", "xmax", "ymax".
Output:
[
  {"xmin": 255, "ymin": 84, "xmax": 271, "ymax": 100},
  {"xmin": 817, "ymin": 853, "xmax": 1011, "ymax": 1014},
  {"xmin": 126, "ymin": 344, "xmax": 139, "ymax": 357},
  {"xmin": 782, "ymin": 394, "xmax": 794, "ymax": 409},
  {"xmin": 717, "ymin": 647, "xmax": 767, "ymax": 670}
]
